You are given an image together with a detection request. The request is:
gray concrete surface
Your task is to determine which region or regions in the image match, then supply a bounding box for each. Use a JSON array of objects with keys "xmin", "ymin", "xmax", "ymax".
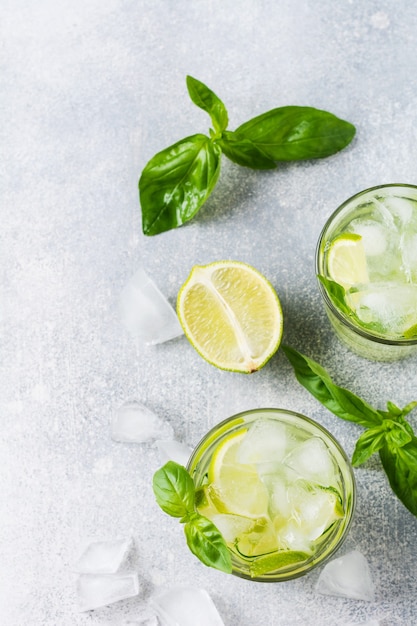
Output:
[{"xmin": 2, "ymin": 1, "xmax": 417, "ymax": 624}]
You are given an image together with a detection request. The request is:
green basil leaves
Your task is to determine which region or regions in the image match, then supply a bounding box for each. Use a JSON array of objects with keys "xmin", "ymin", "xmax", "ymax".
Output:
[
  {"xmin": 235, "ymin": 106, "xmax": 356, "ymax": 161},
  {"xmin": 283, "ymin": 345, "xmax": 417, "ymax": 517},
  {"xmin": 139, "ymin": 134, "xmax": 222, "ymax": 236},
  {"xmin": 139, "ymin": 76, "xmax": 356, "ymax": 235},
  {"xmin": 152, "ymin": 461, "xmax": 232, "ymax": 574}
]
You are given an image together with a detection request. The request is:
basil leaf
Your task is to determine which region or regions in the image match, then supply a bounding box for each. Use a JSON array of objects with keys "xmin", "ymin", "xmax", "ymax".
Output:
[
  {"xmin": 282, "ymin": 345, "xmax": 382, "ymax": 427},
  {"xmin": 379, "ymin": 439, "xmax": 417, "ymax": 517},
  {"xmin": 186, "ymin": 75, "xmax": 228, "ymax": 134},
  {"xmin": 153, "ymin": 461, "xmax": 195, "ymax": 518},
  {"xmin": 352, "ymin": 426, "xmax": 386, "ymax": 466},
  {"xmin": 139, "ymin": 134, "xmax": 221, "ymax": 235},
  {"xmin": 401, "ymin": 401, "xmax": 417, "ymax": 418},
  {"xmin": 217, "ymin": 130, "xmax": 276, "ymax": 170},
  {"xmin": 235, "ymin": 106, "xmax": 355, "ymax": 161},
  {"xmin": 384, "ymin": 422, "xmax": 413, "ymax": 450},
  {"xmin": 317, "ymin": 275, "xmax": 353, "ymax": 318},
  {"xmin": 184, "ymin": 515, "xmax": 232, "ymax": 573}
]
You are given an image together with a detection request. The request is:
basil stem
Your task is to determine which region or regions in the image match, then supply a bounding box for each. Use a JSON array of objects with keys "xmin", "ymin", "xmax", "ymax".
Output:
[
  {"xmin": 139, "ymin": 134, "xmax": 221, "ymax": 235},
  {"xmin": 235, "ymin": 106, "xmax": 356, "ymax": 161},
  {"xmin": 283, "ymin": 345, "xmax": 417, "ymax": 517},
  {"xmin": 152, "ymin": 461, "xmax": 232, "ymax": 573}
]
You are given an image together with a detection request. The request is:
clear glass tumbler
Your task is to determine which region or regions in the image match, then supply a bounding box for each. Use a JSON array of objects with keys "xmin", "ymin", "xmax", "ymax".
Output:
[
  {"xmin": 187, "ymin": 408, "xmax": 356, "ymax": 582},
  {"xmin": 316, "ymin": 183, "xmax": 417, "ymax": 361}
]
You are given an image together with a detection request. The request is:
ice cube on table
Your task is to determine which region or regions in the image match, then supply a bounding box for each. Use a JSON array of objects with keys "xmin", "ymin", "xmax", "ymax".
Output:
[
  {"xmin": 77, "ymin": 572, "xmax": 140, "ymax": 612},
  {"xmin": 236, "ymin": 419, "xmax": 287, "ymax": 464},
  {"xmin": 150, "ymin": 587, "xmax": 225, "ymax": 626},
  {"xmin": 315, "ymin": 550, "xmax": 375, "ymax": 601},
  {"xmin": 284, "ymin": 437, "xmax": 337, "ymax": 487},
  {"xmin": 154, "ymin": 439, "xmax": 192, "ymax": 466},
  {"xmin": 120, "ymin": 267, "xmax": 183, "ymax": 346},
  {"xmin": 111, "ymin": 401, "xmax": 174, "ymax": 443},
  {"xmin": 73, "ymin": 537, "xmax": 133, "ymax": 574}
]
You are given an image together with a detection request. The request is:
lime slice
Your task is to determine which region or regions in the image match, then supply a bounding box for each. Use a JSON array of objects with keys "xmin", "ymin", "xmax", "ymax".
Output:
[
  {"xmin": 327, "ymin": 234, "xmax": 369, "ymax": 288},
  {"xmin": 177, "ymin": 261, "xmax": 283, "ymax": 373},
  {"xmin": 207, "ymin": 430, "xmax": 269, "ymax": 518},
  {"xmin": 249, "ymin": 550, "xmax": 310, "ymax": 578},
  {"xmin": 194, "ymin": 486, "xmax": 220, "ymax": 518},
  {"xmin": 235, "ymin": 517, "xmax": 279, "ymax": 557}
]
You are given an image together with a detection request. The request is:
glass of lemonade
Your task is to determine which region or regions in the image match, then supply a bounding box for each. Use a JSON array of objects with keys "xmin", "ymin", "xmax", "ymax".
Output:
[
  {"xmin": 316, "ymin": 183, "xmax": 417, "ymax": 361},
  {"xmin": 187, "ymin": 408, "xmax": 355, "ymax": 581}
]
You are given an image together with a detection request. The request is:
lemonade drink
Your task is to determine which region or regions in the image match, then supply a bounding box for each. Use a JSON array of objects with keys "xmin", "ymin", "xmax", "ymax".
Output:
[
  {"xmin": 187, "ymin": 409, "xmax": 355, "ymax": 581},
  {"xmin": 317, "ymin": 184, "xmax": 417, "ymax": 361}
]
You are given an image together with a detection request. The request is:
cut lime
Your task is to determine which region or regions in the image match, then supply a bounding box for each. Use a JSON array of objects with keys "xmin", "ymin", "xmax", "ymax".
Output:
[
  {"xmin": 207, "ymin": 429, "xmax": 269, "ymax": 518},
  {"xmin": 327, "ymin": 234, "xmax": 369, "ymax": 288},
  {"xmin": 235, "ymin": 517, "xmax": 279, "ymax": 557},
  {"xmin": 194, "ymin": 486, "xmax": 220, "ymax": 518},
  {"xmin": 209, "ymin": 513, "xmax": 255, "ymax": 543},
  {"xmin": 177, "ymin": 261, "xmax": 283, "ymax": 373},
  {"xmin": 249, "ymin": 550, "xmax": 310, "ymax": 578}
]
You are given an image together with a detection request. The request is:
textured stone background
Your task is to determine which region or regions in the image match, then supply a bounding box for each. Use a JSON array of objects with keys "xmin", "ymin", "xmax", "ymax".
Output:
[{"xmin": 2, "ymin": 1, "xmax": 417, "ymax": 624}]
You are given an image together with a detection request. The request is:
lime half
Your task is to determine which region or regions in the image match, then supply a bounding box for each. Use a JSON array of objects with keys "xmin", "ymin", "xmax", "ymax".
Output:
[
  {"xmin": 327, "ymin": 234, "xmax": 369, "ymax": 288},
  {"xmin": 177, "ymin": 261, "xmax": 283, "ymax": 373}
]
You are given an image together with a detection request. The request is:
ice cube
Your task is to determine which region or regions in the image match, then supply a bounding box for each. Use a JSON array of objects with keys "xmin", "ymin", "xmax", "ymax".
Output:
[
  {"xmin": 210, "ymin": 513, "xmax": 254, "ymax": 542},
  {"xmin": 154, "ymin": 439, "xmax": 192, "ymax": 467},
  {"xmin": 150, "ymin": 587, "xmax": 225, "ymax": 626},
  {"xmin": 400, "ymin": 232, "xmax": 417, "ymax": 282},
  {"xmin": 120, "ymin": 267, "xmax": 183, "ymax": 346},
  {"xmin": 315, "ymin": 549, "xmax": 375, "ymax": 601},
  {"xmin": 77, "ymin": 572, "xmax": 140, "ymax": 612},
  {"xmin": 236, "ymin": 419, "xmax": 287, "ymax": 464},
  {"xmin": 111, "ymin": 401, "xmax": 174, "ymax": 443},
  {"xmin": 383, "ymin": 194, "xmax": 414, "ymax": 225},
  {"xmin": 349, "ymin": 219, "xmax": 388, "ymax": 257},
  {"xmin": 355, "ymin": 284, "xmax": 417, "ymax": 336},
  {"xmin": 284, "ymin": 437, "xmax": 337, "ymax": 487},
  {"xmin": 73, "ymin": 537, "xmax": 133, "ymax": 574}
]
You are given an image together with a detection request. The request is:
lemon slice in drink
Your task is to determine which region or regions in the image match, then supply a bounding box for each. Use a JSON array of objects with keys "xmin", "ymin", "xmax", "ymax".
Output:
[
  {"xmin": 207, "ymin": 430, "xmax": 269, "ymax": 518},
  {"xmin": 327, "ymin": 234, "xmax": 369, "ymax": 288},
  {"xmin": 177, "ymin": 261, "xmax": 283, "ymax": 373}
]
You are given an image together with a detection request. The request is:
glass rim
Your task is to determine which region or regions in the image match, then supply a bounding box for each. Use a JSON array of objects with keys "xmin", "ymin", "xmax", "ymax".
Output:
[
  {"xmin": 315, "ymin": 182, "xmax": 417, "ymax": 347},
  {"xmin": 187, "ymin": 407, "xmax": 356, "ymax": 582},
  {"xmin": 188, "ymin": 407, "xmax": 355, "ymax": 469}
]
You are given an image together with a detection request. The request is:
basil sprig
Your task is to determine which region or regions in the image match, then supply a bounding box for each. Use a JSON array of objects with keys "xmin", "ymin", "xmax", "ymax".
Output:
[
  {"xmin": 282, "ymin": 345, "xmax": 417, "ymax": 517},
  {"xmin": 139, "ymin": 76, "xmax": 356, "ymax": 235},
  {"xmin": 152, "ymin": 460, "xmax": 232, "ymax": 574}
]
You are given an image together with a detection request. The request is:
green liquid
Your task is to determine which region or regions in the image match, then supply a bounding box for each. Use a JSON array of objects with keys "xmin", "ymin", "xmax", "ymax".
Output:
[
  {"xmin": 188, "ymin": 409, "xmax": 355, "ymax": 581},
  {"xmin": 317, "ymin": 184, "xmax": 417, "ymax": 360}
]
